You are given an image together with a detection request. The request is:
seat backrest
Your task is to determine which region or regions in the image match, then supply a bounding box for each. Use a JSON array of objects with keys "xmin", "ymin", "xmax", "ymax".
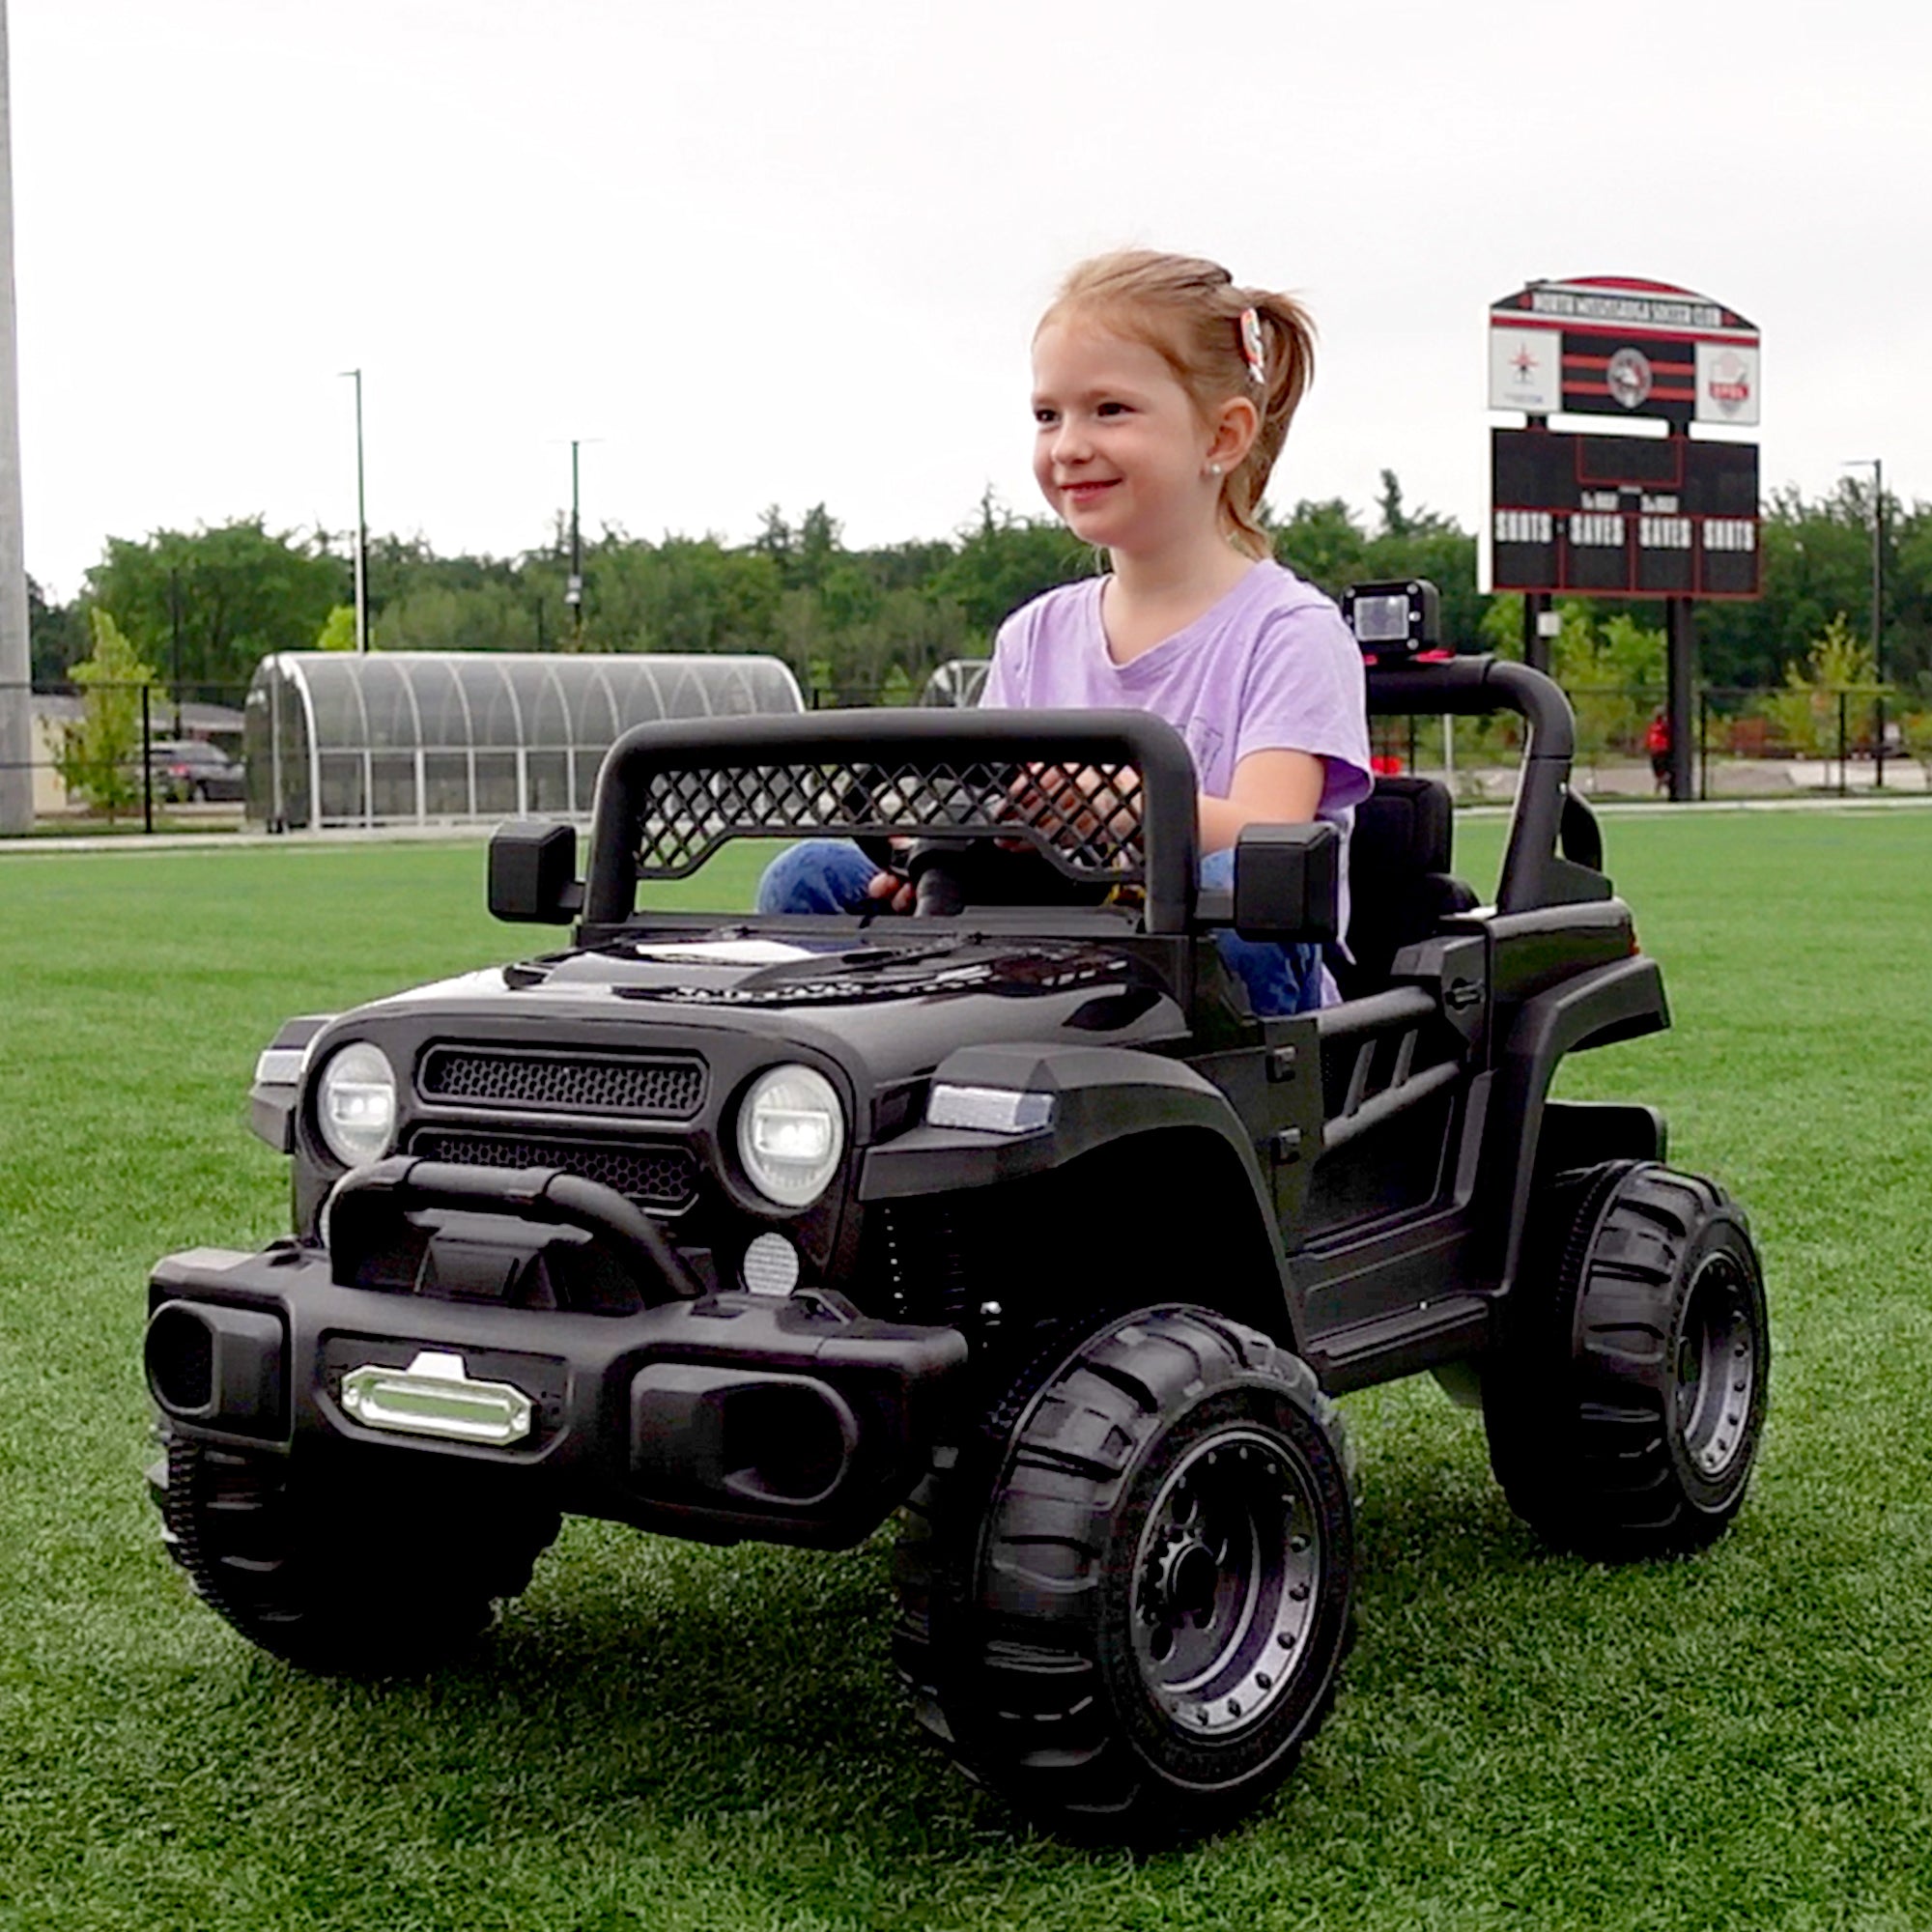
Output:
[{"xmin": 1332, "ymin": 776, "xmax": 1476, "ymax": 996}]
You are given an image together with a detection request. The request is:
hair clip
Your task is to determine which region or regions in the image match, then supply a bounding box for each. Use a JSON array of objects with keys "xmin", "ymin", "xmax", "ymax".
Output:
[{"xmin": 1239, "ymin": 306, "xmax": 1266, "ymax": 386}]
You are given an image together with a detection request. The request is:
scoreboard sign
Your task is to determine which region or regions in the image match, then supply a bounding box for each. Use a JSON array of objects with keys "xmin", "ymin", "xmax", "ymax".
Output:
[
  {"xmin": 1489, "ymin": 276, "xmax": 1759, "ymax": 428},
  {"xmin": 1491, "ymin": 429, "xmax": 1760, "ymax": 599}
]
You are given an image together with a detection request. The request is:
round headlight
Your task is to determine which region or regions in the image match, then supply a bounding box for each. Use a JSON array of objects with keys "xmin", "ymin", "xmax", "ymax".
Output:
[
  {"xmin": 314, "ymin": 1041, "xmax": 397, "ymax": 1168},
  {"xmin": 736, "ymin": 1065, "xmax": 845, "ymax": 1208}
]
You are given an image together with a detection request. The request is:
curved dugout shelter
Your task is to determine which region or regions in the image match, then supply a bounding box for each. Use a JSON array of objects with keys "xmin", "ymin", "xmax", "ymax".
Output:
[
  {"xmin": 919, "ymin": 659, "xmax": 991, "ymax": 708},
  {"xmin": 242, "ymin": 652, "xmax": 806, "ymax": 831}
]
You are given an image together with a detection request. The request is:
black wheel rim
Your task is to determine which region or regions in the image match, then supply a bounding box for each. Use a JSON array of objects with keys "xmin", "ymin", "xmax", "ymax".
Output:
[
  {"xmin": 1674, "ymin": 1249, "xmax": 1757, "ymax": 1481},
  {"xmin": 1129, "ymin": 1425, "xmax": 1322, "ymax": 1740}
]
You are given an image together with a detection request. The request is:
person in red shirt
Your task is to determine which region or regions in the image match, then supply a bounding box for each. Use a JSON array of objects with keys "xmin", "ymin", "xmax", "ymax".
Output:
[{"xmin": 1645, "ymin": 709, "xmax": 1670, "ymax": 791}]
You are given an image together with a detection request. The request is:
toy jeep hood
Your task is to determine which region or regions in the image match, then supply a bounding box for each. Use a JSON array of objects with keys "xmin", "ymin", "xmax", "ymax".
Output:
[{"xmin": 360, "ymin": 927, "xmax": 1187, "ymax": 1082}]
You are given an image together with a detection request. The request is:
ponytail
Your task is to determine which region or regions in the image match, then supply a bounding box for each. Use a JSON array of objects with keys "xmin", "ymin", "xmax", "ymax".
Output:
[{"xmin": 1223, "ymin": 291, "xmax": 1316, "ymax": 559}]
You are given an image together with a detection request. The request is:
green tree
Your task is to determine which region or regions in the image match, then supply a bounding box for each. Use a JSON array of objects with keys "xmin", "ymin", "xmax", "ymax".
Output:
[
  {"xmin": 926, "ymin": 492, "xmax": 1092, "ymax": 639},
  {"xmin": 815, "ymin": 586, "xmax": 977, "ymax": 703},
  {"xmin": 57, "ymin": 609, "xmax": 161, "ymax": 816},
  {"xmin": 373, "ymin": 579, "xmax": 540, "ymax": 652},
  {"xmin": 1361, "ymin": 517, "xmax": 1485, "ymax": 650},
  {"xmin": 577, "ymin": 536, "xmax": 781, "ymax": 656},
  {"xmin": 315, "ymin": 605, "xmax": 357, "ymax": 652},
  {"xmin": 85, "ymin": 519, "xmax": 345, "ymax": 696},
  {"xmin": 1764, "ymin": 613, "xmax": 1878, "ymax": 757},
  {"xmin": 854, "ymin": 535, "xmax": 956, "ymax": 594},
  {"xmin": 1695, "ymin": 480, "xmax": 1895, "ymax": 690},
  {"xmin": 1271, "ymin": 498, "xmax": 1369, "ymax": 597},
  {"xmin": 1376, "ymin": 469, "xmax": 1409, "ymax": 539},
  {"xmin": 28, "ymin": 576, "xmax": 85, "ymax": 686},
  {"xmin": 1549, "ymin": 608, "xmax": 1665, "ymax": 771}
]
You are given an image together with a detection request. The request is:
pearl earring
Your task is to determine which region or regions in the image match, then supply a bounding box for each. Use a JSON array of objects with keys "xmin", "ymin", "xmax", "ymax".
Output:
[{"xmin": 1208, "ymin": 462, "xmax": 1222, "ymax": 477}]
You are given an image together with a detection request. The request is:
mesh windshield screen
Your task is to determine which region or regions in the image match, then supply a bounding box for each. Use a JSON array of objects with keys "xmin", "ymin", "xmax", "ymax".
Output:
[{"xmin": 629, "ymin": 756, "xmax": 1146, "ymax": 883}]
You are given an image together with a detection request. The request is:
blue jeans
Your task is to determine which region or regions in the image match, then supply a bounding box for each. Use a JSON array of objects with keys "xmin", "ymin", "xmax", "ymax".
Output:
[{"xmin": 754, "ymin": 839, "xmax": 1325, "ymax": 1017}]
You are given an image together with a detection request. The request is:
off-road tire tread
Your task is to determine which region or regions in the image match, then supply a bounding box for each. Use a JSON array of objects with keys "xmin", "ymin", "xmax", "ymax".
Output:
[
  {"xmin": 894, "ymin": 1304, "xmax": 1352, "ymax": 1836},
  {"xmin": 159, "ymin": 1435, "xmax": 560, "ymax": 1673},
  {"xmin": 1487, "ymin": 1161, "xmax": 1768, "ymax": 1559}
]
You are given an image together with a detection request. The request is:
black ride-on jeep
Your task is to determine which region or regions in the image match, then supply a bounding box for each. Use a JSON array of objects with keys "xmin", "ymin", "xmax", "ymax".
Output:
[{"xmin": 144, "ymin": 582, "xmax": 1769, "ymax": 1838}]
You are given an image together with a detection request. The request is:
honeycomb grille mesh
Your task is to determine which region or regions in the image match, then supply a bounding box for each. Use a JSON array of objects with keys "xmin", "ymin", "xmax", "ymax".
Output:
[
  {"xmin": 631, "ymin": 757, "xmax": 1145, "ymax": 881},
  {"xmin": 408, "ymin": 1130, "xmax": 698, "ymax": 1209},
  {"xmin": 418, "ymin": 1047, "xmax": 704, "ymax": 1118}
]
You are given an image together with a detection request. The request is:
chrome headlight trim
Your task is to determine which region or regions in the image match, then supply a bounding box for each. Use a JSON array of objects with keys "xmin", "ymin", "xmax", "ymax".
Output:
[
  {"xmin": 314, "ymin": 1040, "xmax": 398, "ymax": 1169},
  {"xmin": 736, "ymin": 1064, "xmax": 846, "ymax": 1209}
]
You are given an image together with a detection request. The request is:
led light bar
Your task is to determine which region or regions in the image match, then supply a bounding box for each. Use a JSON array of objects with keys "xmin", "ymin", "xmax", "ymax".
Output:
[{"xmin": 926, "ymin": 1084, "xmax": 1055, "ymax": 1135}]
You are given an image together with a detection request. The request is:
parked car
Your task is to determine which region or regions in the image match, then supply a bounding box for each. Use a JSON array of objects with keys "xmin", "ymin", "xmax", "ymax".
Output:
[{"xmin": 148, "ymin": 738, "xmax": 244, "ymax": 804}]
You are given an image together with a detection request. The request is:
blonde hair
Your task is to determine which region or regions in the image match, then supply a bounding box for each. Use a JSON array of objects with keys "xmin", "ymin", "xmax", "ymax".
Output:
[{"xmin": 1039, "ymin": 249, "xmax": 1316, "ymax": 560}]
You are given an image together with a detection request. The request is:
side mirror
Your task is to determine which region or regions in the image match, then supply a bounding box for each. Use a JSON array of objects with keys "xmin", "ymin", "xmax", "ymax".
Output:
[
  {"xmin": 1232, "ymin": 822, "xmax": 1341, "ymax": 945},
  {"xmin": 488, "ymin": 820, "xmax": 582, "ymax": 923}
]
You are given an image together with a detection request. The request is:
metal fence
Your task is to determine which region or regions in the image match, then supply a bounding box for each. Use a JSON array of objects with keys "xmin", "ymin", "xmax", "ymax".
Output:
[
  {"xmin": 12, "ymin": 673, "xmax": 1926, "ymax": 835},
  {"xmin": 1371, "ymin": 684, "xmax": 1922, "ymax": 804},
  {"xmin": 10, "ymin": 681, "xmax": 252, "ymax": 832}
]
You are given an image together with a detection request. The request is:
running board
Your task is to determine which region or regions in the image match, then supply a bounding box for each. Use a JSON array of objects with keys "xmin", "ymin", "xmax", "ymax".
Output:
[{"xmin": 1304, "ymin": 1293, "xmax": 1491, "ymax": 1394}]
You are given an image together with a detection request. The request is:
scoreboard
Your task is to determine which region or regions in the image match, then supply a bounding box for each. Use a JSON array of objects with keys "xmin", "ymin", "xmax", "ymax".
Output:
[
  {"xmin": 1491, "ymin": 429, "xmax": 1760, "ymax": 599},
  {"xmin": 1488, "ymin": 276, "xmax": 1760, "ymax": 429}
]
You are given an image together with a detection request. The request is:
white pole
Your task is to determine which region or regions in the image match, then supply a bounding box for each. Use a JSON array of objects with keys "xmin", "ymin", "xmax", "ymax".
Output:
[
  {"xmin": 0, "ymin": 0, "xmax": 33, "ymax": 835},
  {"xmin": 342, "ymin": 368, "xmax": 368, "ymax": 653}
]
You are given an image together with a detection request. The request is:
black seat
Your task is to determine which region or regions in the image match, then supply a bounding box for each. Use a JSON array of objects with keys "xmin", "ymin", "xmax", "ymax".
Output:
[{"xmin": 1329, "ymin": 776, "xmax": 1477, "ymax": 998}]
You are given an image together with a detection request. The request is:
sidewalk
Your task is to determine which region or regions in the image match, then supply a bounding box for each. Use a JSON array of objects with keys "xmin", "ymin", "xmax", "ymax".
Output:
[{"xmin": 0, "ymin": 818, "xmax": 502, "ymax": 858}]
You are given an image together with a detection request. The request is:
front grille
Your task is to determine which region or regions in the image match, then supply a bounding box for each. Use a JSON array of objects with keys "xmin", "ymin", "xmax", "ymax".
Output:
[
  {"xmin": 408, "ymin": 1129, "xmax": 699, "ymax": 1211},
  {"xmin": 418, "ymin": 1046, "xmax": 704, "ymax": 1119}
]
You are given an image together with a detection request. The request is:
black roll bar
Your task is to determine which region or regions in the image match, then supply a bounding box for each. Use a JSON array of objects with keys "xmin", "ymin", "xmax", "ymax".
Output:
[{"xmin": 1367, "ymin": 657, "xmax": 1599, "ymax": 915}]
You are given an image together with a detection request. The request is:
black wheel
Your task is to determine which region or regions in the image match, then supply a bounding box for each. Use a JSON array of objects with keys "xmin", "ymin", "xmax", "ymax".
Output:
[
  {"xmin": 154, "ymin": 1435, "xmax": 560, "ymax": 1673},
  {"xmin": 895, "ymin": 1305, "xmax": 1354, "ymax": 1838},
  {"xmin": 1485, "ymin": 1161, "xmax": 1770, "ymax": 1558}
]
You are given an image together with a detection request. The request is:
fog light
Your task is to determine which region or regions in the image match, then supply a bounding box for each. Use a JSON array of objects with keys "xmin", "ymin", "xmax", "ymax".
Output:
[{"xmin": 742, "ymin": 1232, "xmax": 801, "ymax": 1297}]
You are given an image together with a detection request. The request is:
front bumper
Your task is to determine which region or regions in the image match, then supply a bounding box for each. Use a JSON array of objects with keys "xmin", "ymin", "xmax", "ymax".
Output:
[{"xmin": 145, "ymin": 1230, "xmax": 966, "ymax": 1549}]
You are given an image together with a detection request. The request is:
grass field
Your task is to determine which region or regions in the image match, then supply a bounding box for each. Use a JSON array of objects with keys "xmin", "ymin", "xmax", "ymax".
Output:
[{"xmin": 2, "ymin": 811, "xmax": 1930, "ymax": 1931}]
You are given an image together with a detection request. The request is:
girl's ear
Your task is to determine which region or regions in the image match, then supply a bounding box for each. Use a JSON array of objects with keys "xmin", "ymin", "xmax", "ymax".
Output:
[{"xmin": 1206, "ymin": 395, "xmax": 1260, "ymax": 472}]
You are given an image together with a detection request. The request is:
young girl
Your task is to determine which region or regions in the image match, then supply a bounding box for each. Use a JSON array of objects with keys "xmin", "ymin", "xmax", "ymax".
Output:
[{"xmin": 758, "ymin": 248, "xmax": 1372, "ymax": 1013}]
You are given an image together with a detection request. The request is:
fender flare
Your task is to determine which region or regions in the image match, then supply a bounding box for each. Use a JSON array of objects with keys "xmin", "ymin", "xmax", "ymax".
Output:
[
  {"xmin": 1483, "ymin": 953, "xmax": 1670, "ymax": 1293},
  {"xmin": 859, "ymin": 1041, "xmax": 1298, "ymax": 1343}
]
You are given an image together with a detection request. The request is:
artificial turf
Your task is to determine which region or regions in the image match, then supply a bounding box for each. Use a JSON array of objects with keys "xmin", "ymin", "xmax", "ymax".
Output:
[{"xmin": 0, "ymin": 810, "xmax": 1928, "ymax": 1930}]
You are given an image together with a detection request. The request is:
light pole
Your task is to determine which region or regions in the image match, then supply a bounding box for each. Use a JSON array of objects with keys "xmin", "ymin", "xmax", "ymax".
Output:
[
  {"xmin": 1844, "ymin": 458, "xmax": 1884, "ymax": 787},
  {"xmin": 566, "ymin": 439, "xmax": 584, "ymax": 639},
  {"xmin": 169, "ymin": 566, "xmax": 183, "ymax": 733},
  {"xmin": 341, "ymin": 369, "xmax": 370, "ymax": 653},
  {"xmin": 0, "ymin": 0, "xmax": 33, "ymax": 836}
]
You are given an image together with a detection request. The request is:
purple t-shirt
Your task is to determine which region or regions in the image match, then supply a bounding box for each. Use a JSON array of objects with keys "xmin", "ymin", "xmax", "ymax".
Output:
[{"xmin": 980, "ymin": 560, "xmax": 1373, "ymax": 945}]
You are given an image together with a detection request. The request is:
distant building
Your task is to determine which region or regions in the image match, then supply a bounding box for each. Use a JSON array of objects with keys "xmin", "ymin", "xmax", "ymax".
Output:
[{"xmin": 27, "ymin": 694, "xmax": 246, "ymax": 813}]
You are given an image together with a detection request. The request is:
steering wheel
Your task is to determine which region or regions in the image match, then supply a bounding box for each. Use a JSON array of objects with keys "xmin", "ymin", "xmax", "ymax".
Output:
[{"xmin": 901, "ymin": 836, "xmax": 1113, "ymax": 917}]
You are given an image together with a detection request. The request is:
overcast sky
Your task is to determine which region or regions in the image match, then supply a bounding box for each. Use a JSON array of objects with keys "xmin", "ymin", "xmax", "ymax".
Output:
[{"xmin": 11, "ymin": 0, "xmax": 1926, "ymax": 600}]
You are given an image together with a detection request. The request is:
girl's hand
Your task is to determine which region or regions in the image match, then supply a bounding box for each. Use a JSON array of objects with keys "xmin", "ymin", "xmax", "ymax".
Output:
[
  {"xmin": 1008, "ymin": 763, "xmax": 1142, "ymax": 849},
  {"xmin": 866, "ymin": 867, "xmax": 915, "ymax": 914}
]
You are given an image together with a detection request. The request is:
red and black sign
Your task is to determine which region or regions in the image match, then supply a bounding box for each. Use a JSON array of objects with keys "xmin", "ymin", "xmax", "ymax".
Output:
[
  {"xmin": 1490, "ymin": 429, "xmax": 1760, "ymax": 599},
  {"xmin": 1489, "ymin": 276, "xmax": 1760, "ymax": 429}
]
